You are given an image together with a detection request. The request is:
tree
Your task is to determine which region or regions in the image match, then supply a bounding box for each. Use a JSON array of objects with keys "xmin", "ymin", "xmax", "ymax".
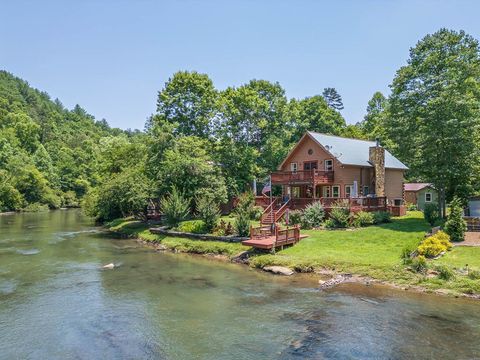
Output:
[
  {"xmin": 322, "ymin": 87, "xmax": 344, "ymax": 111},
  {"xmin": 156, "ymin": 71, "xmax": 218, "ymax": 138},
  {"xmin": 160, "ymin": 186, "xmax": 190, "ymax": 227},
  {"xmin": 358, "ymin": 92, "xmax": 387, "ymax": 140},
  {"xmin": 196, "ymin": 194, "xmax": 220, "ymax": 233},
  {"xmin": 387, "ymin": 29, "xmax": 480, "ymax": 217},
  {"xmin": 444, "ymin": 196, "xmax": 467, "ymax": 242}
]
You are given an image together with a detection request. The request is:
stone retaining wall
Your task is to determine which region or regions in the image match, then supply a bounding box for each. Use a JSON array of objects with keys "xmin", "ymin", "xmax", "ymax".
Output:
[{"xmin": 150, "ymin": 227, "xmax": 248, "ymax": 243}]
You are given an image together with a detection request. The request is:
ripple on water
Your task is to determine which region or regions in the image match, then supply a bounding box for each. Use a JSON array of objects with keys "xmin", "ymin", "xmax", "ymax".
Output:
[
  {"xmin": 49, "ymin": 229, "xmax": 100, "ymax": 244},
  {"xmin": 16, "ymin": 248, "xmax": 41, "ymax": 255},
  {"xmin": 0, "ymin": 280, "xmax": 17, "ymax": 295}
]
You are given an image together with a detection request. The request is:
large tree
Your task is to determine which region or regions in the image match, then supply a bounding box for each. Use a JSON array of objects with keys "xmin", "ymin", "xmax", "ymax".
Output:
[
  {"xmin": 387, "ymin": 29, "xmax": 480, "ymax": 216},
  {"xmin": 156, "ymin": 71, "xmax": 218, "ymax": 138},
  {"xmin": 358, "ymin": 91, "xmax": 387, "ymax": 141}
]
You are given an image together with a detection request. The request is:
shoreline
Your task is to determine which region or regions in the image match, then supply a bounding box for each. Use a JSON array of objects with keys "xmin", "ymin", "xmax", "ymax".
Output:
[{"xmin": 108, "ymin": 225, "xmax": 480, "ymax": 301}]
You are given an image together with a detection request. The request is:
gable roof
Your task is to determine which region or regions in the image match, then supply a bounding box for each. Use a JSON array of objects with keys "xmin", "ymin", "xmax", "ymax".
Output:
[
  {"xmin": 306, "ymin": 132, "xmax": 409, "ymax": 170},
  {"xmin": 404, "ymin": 183, "xmax": 433, "ymax": 192}
]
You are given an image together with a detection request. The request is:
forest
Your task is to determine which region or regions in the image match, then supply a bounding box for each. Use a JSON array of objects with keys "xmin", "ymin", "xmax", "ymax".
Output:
[{"xmin": 1, "ymin": 28, "xmax": 479, "ymax": 219}]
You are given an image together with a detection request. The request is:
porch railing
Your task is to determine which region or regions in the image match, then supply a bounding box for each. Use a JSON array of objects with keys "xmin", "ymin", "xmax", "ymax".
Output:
[{"xmin": 271, "ymin": 170, "xmax": 334, "ymax": 184}]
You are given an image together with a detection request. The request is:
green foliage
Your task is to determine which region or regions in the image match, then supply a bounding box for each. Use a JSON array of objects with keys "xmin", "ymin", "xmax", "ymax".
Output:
[
  {"xmin": 175, "ymin": 220, "xmax": 206, "ymax": 234},
  {"xmin": 352, "ymin": 211, "xmax": 375, "ymax": 227},
  {"xmin": 400, "ymin": 245, "xmax": 415, "ymax": 265},
  {"xmin": 322, "ymin": 87, "xmax": 344, "ymax": 111},
  {"xmin": 301, "ymin": 201, "xmax": 325, "ymax": 229},
  {"xmin": 251, "ymin": 205, "xmax": 264, "ymax": 221},
  {"xmin": 411, "ymin": 255, "xmax": 428, "ymax": 273},
  {"xmin": 468, "ymin": 269, "xmax": 480, "ymax": 280},
  {"xmin": 373, "ymin": 211, "xmax": 391, "ymax": 224},
  {"xmin": 21, "ymin": 203, "xmax": 49, "ymax": 212},
  {"xmin": 326, "ymin": 201, "xmax": 351, "ymax": 228},
  {"xmin": 436, "ymin": 265, "xmax": 455, "ymax": 281},
  {"xmin": 0, "ymin": 175, "xmax": 24, "ymax": 211},
  {"xmin": 160, "ymin": 187, "xmax": 190, "ymax": 227},
  {"xmin": 213, "ymin": 219, "xmax": 234, "ymax": 236},
  {"xmin": 423, "ymin": 202, "xmax": 440, "ymax": 226},
  {"xmin": 196, "ymin": 195, "xmax": 221, "ymax": 233},
  {"xmin": 406, "ymin": 202, "xmax": 417, "ymax": 211},
  {"xmin": 417, "ymin": 231, "xmax": 452, "ymax": 258},
  {"xmin": 288, "ymin": 210, "xmax": 303, "ymax": 226},
  {"xmin": 444, "ymin": 196, "xmax": 467, "ymax": 242},
  {"xmin": 233, "ymin": 193, "xmax": 253, "ymax": 237}
]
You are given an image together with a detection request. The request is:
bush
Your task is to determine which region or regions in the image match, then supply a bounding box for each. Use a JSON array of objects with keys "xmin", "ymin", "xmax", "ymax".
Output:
[
  {"xmin": 62, "ymin": 190, "xmax": 79, "ymax": 208},
  {"xmin": 352, "ymin": 211, "xmax": 374, "ymax": 227},
  {"xmin": 417, "ymin": 231, "xmax": 452, "ymax": 258},
  {"xmin": 234, "ymin": 192, "xmax": 253, "ymax": 237},
  {"xmin": 234, "ymin": 192, "xmax": 254, "ymax": 215},
  {"xmin": 424, "ymin": 202, "xmax": 440, "ymax": 226},
  {"xmin": 175, "ymin": 220, "xmax": 206, "ymax": 234},
  {"xmin": 468, "ymin": 269, "xmax": 480, "ymax": 280},
  {"xmin": 196, "ymin": 195, "xmax": 220, "ymax": 233},
  {"xmin": 327, "ymin": 201, "xmax": 351, "ymax": 228},
  {"xmin": 406, "ymin": 202, "xmax": 417, "ymax": 211},
  {"xmin": 251, "ymin": 205, "xmax": 264, "ymax": 221},
  {"xmin": 22, "ymin": 202, "xmax": 49, "ymax": 212},
  {"xmin": 400, "ymin": 245, "xmax": 415, "ymax": 265},
  {"xmin": 444, "ymin": 196, "xmax": 467, "ymax": 242},
  {"xmin": 288, "ymin": 209, "xmax": 303, "ymax": 226},
  {"xmin": 161, "ymin": 186, "xmax": 190, "ymax": 227},
  {"xmin": 436, "ymin": 265, "xmax": 455, "ymax": 281},
  {"xmin": 213, "ymin": 219, "xmax": 234, "ymax": 236},
  {"xmin": 0, "ymin": 180, "xmax": 24, "ymax": 211},
  {"xmin": 411, "ymin": 255, "xmax": 428, "ymax": 273},
  {"xmin": 373, "ymin": 211, "xmax": 391, "ymax": 224},
  {"xmin": 301, "ymin": 201, "xmax": 325, "ymax": 229}
]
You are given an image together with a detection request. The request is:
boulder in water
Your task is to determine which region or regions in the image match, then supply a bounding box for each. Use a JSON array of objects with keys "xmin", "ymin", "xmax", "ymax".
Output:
[
  {"xmin": 102, "ymin": 263, "xmax": 115, "ymax": 269},
  {"xmin": 263, "ymin": 266, "xmax": 294, "ymax": 276}
]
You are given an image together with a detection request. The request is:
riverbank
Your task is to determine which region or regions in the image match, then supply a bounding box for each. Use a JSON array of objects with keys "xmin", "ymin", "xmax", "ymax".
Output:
[{"xmin": 107, "ymin": 213, "xmax": 480, "ymax": 298}]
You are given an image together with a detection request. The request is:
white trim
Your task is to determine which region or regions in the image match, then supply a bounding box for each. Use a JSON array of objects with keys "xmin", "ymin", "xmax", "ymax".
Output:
[
  {"xmin": 425, "ymin": 192, "xmax": 432, "ymax": 202},
  {"xmin": 324, "ymin": 159, "xmax": 334, "ymax": 171},
  {"xmin": 290, "ymin": 162, "xmax": 298, "ymax": 173},
  {"xmin": 345, "ymin": 185, "xmax": 353, "ymax": 198},
  {"xmin": 322, "ymin": 186, "xmax": 331, "ymax": 198}
]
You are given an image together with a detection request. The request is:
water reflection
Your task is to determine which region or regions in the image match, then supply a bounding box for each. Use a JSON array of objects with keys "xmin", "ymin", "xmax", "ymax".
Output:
[{"xmin": 0, "ymin": 210, "xmax": 479, "ymax": 359}]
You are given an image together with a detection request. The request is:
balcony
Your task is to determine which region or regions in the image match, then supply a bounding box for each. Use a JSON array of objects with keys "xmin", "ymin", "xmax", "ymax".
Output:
[{"xmin": 270, "ymin": 169, "xmax": 334, "ymax": 185}]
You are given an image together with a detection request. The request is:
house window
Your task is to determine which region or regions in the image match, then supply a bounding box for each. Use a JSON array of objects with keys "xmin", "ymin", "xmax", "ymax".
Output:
[
  {"xmin": 304, "ymin": 161, "xmax": 318, "ymax": 171},
  {"xmin": 332, "ymin": 185, "xmax": 340, "ymax": 198},
  {"xmin": 325, "ymin": 159, "xmax": 333, "ymax": 171},
  {"xmin": 363, "ymin": 186, "xmax": 369, "ymax": 196},
  {"xmin": 322, "ymin": 186, "xmax": 331, "ymax": 198},
  {"xmin": 290, "ymin": 162, "xmax": 298, "ymax": 173},
  {"xmin": 425, "ymin": 192, "xmax": 432, "ymax": 202},
  {"xmin": 345, "ymin": 185, "xmax": 353, "ymax": 198},
  {"xmin": 308, "ymin": 148, "xmax": 313, "ymax": 155},
  {"xmin": 292, "ymin": 186, "xmax": 300, "ymax": 198}
]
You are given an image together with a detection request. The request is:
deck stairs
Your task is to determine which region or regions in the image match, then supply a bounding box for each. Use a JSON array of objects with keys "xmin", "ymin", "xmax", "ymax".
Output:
[{"xmin": 260, "ymin": 199, "xmax": 290, "ymax": 224}]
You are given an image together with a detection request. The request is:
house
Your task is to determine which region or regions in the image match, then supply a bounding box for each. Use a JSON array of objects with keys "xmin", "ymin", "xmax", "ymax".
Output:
[
  {"xmin": 258, "ymin": 132, "xmax": 408, "ymax": 223},
  {"xmin": 404, "ymin": 183, "xmax": 438, "ymax": 210},
  {"xmin": 466, "ymin": 196, "xmax": 480, "ymax": 217}
]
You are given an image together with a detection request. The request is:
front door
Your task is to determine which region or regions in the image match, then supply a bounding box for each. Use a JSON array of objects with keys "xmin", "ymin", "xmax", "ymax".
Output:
[{"xmin": 322, "ymin": 186, "xmax": 331, "ymax": 198}]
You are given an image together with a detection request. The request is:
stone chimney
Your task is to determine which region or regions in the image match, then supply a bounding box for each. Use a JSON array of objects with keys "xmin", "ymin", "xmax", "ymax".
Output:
[{"xmin": 369, "ymin": 138, "xmax": 385, "ymax": 197}]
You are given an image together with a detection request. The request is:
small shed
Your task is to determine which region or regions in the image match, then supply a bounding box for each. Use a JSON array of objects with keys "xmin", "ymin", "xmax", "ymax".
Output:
[
  {"xmin": 467, "ymin": 196, "xmax": 480, "ymax": 217},
  {"xmin": 404, "ymin": 183, "xmax": 438, "ymax": 211}
]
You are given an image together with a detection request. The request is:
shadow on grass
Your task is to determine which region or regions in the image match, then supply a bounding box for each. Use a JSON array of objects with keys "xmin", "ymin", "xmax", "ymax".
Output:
[{"xmin": 379, "ymin": 216, "xmax": 431, "ymax": 233}]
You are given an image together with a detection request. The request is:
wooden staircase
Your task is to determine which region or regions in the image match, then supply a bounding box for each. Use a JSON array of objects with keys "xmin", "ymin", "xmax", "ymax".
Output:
[{"xmin": 260, "ymin": 198, "xmax": 290, "ymax": 224}]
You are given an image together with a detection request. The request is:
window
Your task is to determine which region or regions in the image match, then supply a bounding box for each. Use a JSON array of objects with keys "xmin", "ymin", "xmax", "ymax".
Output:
[
  {"xmin": 425, "ymin": 192, "xmax": 432, "ymax": 202},
  {"xmin": 363, "ymin": 186, "xmax": 369, "ymax": 196},
  {"xmin": 332, "ymin": 185, "xmax": 340, "ymax": 198},
  {"xmin": 290, "ymin": 162, "xmax": 298, "ymax": 173},
  {"xmin": 308, "ymin": 148, "xmax": 314, "ymax": 155},
  {"xmin": 292, "ymin": 186, "xmax": 300, "ymax": 198},
  {"xmin": 324, "ymin": 159, "xmax": 333, "ymax": 171},
  {"xmin": 304, "ymin": 161, "xmax": 318, "ymax": 171},
  {"xmin": 345, "ymin": 185, "xmax": 353, "ymax": 198},
  {"xmin": 322, "ymin": 186, "xmax": 331, "ymax": 198}
]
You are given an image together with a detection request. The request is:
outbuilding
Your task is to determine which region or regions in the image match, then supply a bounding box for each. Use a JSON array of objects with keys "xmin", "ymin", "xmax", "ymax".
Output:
[{"xmin": 404, "ymin": 183, "xmax": 438, "ymax": 211}]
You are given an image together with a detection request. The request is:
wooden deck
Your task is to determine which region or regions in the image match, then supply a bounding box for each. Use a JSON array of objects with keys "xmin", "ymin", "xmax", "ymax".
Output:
[{"xmin": 242, "ymin": 234, "xmax": 309, "ymax": 250}]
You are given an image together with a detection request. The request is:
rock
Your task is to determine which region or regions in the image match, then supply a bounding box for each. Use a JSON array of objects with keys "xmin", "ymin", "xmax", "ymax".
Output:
[
  {"xmin": 318, "ymin": 275, "xmax": 348, "ymax": 289},
  {"xmin": 102, "ymin": 263, "xmax": 115, "ymax": 269},
  {"xmin": 263, "ymin": 266, "xmax": 294, "ymax": 276},
  {"xmin": 231, "ymin": 251, "xmax": 250, "ymax": 264}
]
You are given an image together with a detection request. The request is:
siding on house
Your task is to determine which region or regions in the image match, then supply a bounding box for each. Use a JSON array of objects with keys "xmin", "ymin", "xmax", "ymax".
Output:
[{"xmin": 416, "ymin": 187, "xmax": 438, "ymax": 210}]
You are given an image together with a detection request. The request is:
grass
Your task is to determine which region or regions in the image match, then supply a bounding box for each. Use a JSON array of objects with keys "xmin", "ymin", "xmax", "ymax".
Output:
[{"xmin": 107, "ymin": 211, "xmax": 480, "ymax": 297}]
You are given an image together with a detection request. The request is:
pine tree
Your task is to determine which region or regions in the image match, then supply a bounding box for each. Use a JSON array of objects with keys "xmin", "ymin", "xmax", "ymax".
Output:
[{"xmin": 322, "ymin": 87, "xmax": 344, "ymax": 111}]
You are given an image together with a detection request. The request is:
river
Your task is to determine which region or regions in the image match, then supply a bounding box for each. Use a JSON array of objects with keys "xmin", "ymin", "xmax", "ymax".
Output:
[{"xmin": 1, "ymin": 210, "xmax": 479, "ymax": 359}]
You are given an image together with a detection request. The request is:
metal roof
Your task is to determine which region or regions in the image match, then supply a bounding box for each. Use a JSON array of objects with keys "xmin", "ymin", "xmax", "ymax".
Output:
[
  {"xmin": 404, "ymin": 183, "xmax": 432, "ymax": 192},
  {"xmin": 308, "ymin": 131, "xmax": 409, "ymax": 170}
]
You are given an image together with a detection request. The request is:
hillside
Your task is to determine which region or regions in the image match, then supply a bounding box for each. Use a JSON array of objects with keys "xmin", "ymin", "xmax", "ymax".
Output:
[{"xmin": 0, "ymin": 70, "xmax": 126, "ymax": 211}]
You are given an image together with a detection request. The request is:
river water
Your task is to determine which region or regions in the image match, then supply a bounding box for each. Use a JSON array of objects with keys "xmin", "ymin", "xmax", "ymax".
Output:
[{"xmin": 1, "ymin": 210, "xmax": 479, "ymax": 359}]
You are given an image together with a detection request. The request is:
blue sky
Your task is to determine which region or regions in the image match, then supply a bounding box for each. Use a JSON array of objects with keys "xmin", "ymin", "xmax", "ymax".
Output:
[{"xmin": 1, "ymin": 0, "xmax": 479, "ymax": 130}]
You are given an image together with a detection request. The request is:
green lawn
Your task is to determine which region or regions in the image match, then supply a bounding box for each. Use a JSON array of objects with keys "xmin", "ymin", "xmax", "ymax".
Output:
[{"xmin": 107, "ymin": 212, "xmax": 480, "ymax": 296}]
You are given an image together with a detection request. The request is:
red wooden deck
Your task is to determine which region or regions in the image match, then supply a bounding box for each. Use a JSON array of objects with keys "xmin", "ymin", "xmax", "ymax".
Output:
[{"xmin": 242, "ymin": 234, "xmax": 309, "ymax": 250}]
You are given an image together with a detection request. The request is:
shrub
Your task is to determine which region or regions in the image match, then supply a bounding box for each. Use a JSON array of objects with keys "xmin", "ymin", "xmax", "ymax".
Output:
[
  {"xmin": 406, "ymin": 202, "xmax": 417, "ymax": 211},
  {"xmin": 62, "ymin": 190, "xmax": 79, "ymax": 208},
  {"xmin": 22, "ymin": 202, "xmax": 49, "ymax": 212},
  {"xmin": 234, "ymin": 192, "xmax": 254, "ymax": 215},
  {"xmin": 234, "ymin": 211, "xmax": 250, "ymax": 237},
  {"xmin": 417, "ymin": 231, "xmax": 452, "ymax": 258},
  {"xmin": 176, "ymin": 220, "xmax": 206, "ymax": 234},
  {"xmin": 213, "ymin": 219, "xmax": 234, "ymax": 236},
  {"xmin": 424, "ymin": 202, "xmax": 440, "ymax": 226},
  {"xmin": 196, "ymin": 195, "xmax": 221, "ymax": 233},
  {"xmin": 323, "ymin": 218, "xmax": 336, "ymax": 229},
  {"xmin": 352, "ymin": 211, "xmax": 374, "ymax": 227},
  {"xmin": 400, "ymin": 245, "xmax": 415, "ymax": 265},
  {"xmin": 373, "ymin": 211, "xmax": 391, "ymax": 224},
  {"xmin": 0, "ymin": 179, "xmax": 24, "ymax": 211},
  {"xmin": 161, "ymin": 186, "xmax": 190, "ymax": 227},
  {"xmin": 251, "ymin": 205, "xmax": 264, "ymax": 221},
  {"xmin": 288, "ymin": 209, "xmax": 303, "ymax": 226},
  {"xmin": 301, "ymin": 201, "xmax": 325, "ymax": 229},
  {"xmin": 327, "ymin": 201, "xmax": 351, "ymax": 228},
  {"xmin": 411, "ymin": 255, "xmax": 428, "ymax": 273},
  {"xmin": 468, "ymin": 269, "xmax": 480, "ymax": 280},
  {"xmin": 436, "ymin": 265, "xmax": 455, "ymax": 281},
  {"xmin": 234, "ymin": 192, "xmax": 253, "ymax": 237},
  {"xmin": 444, "ymin": 196, "xmax": 467, "ymax": 242}
]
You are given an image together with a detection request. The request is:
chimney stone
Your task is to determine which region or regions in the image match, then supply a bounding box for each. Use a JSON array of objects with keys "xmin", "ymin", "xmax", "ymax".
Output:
[{"xmin": 369, "ymin": 145, "xmax": 385, "ymax": 197}]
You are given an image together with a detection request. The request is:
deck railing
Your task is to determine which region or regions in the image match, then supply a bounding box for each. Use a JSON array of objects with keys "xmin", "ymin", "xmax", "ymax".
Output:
[
  {"xmin": 271, "ymin": 170, "xmax": 334, "ymax": 184},
  {"xmin": 288, "ymin": 197, "xmax": 387, "ymax": 211}
]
